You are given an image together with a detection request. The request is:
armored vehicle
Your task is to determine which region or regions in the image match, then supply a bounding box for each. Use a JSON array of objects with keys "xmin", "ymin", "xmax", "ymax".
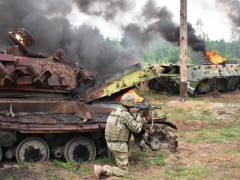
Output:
[
  {"xmin": 0, "ymin": 28, "xmax": 178, "ymax": 164},
  {"xmin": 148, "ymin": 63, "xmax": 240, "ymax": 95}
]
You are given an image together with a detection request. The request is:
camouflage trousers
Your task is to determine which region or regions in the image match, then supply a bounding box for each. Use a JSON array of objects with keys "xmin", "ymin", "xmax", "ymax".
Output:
[
  {"xmin": 103, "ymin": 150, "xmax": 129, "ymax": 177},
  {"xmin": 103, "ymin": 135, "xmax": 134, "ymax": 177}
]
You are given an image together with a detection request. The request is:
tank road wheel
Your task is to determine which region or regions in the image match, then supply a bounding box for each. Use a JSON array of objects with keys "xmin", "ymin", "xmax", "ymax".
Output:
[
  {"xmin": 150, "ymin": 138, "xmax": 161, "ymax": 151},
  {"xmin": 64, "ymin": 136, "xmax": 96, "ymax": 163},
  {"xmin": 16, "ymin": 137, "xmax": 50, "ymax": 164},
  {"xmin": 0, "ymin": 147, "xmax": 2, "ymax": 162}
]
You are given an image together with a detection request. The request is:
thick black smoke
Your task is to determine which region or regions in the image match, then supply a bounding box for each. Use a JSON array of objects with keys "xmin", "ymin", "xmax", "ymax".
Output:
[
  {"xmin": 123, "ymin": 23, "xmax": 159, "ymax": 47},
  {"xmin": 0, "ymin": 0, "xmax": 139, "ymax": 75},
  {"xmin": 124, "ymin": 0, "xmax": 206, "ymax": 52},
  {"xmin": 217, "ymin": 0, "xmax": 240, "ymax": 28},
  {"xmin": 74, "ymin": 0, "xmax": 135, "ymax": 20}
]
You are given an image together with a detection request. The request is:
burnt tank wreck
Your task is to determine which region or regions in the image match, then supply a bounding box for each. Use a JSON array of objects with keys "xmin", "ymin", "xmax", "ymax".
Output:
[{"xmin": 0, "ymin": 28, "xmax": 178, "ymax": 164}]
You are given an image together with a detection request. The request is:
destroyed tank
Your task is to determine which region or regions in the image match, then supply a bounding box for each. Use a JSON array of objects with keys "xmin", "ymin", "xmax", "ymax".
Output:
[
  {"xmin": 148, "ymin": 63, "xmax": 240, "ymax": 95},
  {"xmin": 0, "ymin": 28, "xmax": 178, "ymax": 164}
]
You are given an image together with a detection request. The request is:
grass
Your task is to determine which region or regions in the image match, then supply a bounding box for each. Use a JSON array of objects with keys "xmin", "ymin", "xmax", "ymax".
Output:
[
  {"xmin": 155, "ymin": 153, "xmax": 166, "ymax": 166},
  {"xmin": 145, "ymin": 91, "xmax": 174, "ymax": 99},
  {"xmin": 180, "ymin": 127, "xmax": 240, "ymax": 144},
  {"xmin": 11, "ymin": 175, "xmax": 17, "ymax": 180},
  {"xmin": 124, "ymin": 174, "xmax": 162, "ymax": 180},
  {"xmin": 93, "ymin": 155, "xmax": 116, "ymax": 165},
  {"xmin": 52, "ymin": 160, "xmax": 91, "ymax": 176},
  {"xmin": 52, "ymin": 160, "xmax": 76, "ymax": 171},
  {"xmin": 207, "ymin": 157, "xmax": 213, "ymax": 163},
  {"xmin": 201, "ymin": 109, "xmax": 211, "ymax": 116},
  {"xmin": 149, "ymin": 92, "xmax": 239, "ymax": 122},
  {"xmin": 113, "ymin": 175, "xmax": 134, "ymax": 180},
  {"xmin": 220, "ymin": 161, "xmax": 230, "ymax": 168},
  {"xmin": 218, "ymin": 110, "xmax": 226, "ymax": 115},
  {"xmin": 50, "ymin": 151, "xmax": 166, "ymax": 178},
  {"xmin": 188, "ymin": 96, "xmax": 216, "ymax": 103},
  {"xmin": 163, "ymin": 107, "xmax": 216, "ymax": 122},
  {"xmin": 146, "ymin": 92, "xmax": 236, "ymax": 122},
  {"xmin": 132, "ymin": 151, "xmax": 167, "ymax": 167},
  {"xmin": 234, "ymin": 114, "xmax": 240, "ymax": 120},
  {"xmin": 78, "ymin": 165, "xmax": 91, "ymax": 176},
  {"xmin": 132, "ymin": 151, "xmax": 153, "ymax": 167},
  {"xmin": 216, "ymin": 159, "xmax": 240, "ymax": 169},
  {"xmin": 164, "ymin": 164, "xmax": 212, "ymax": 180},
  {"xmin": 234, "ymin": 163, "xmax": 240, "ymax": 168},
  {"xmin": 223, "ymin": 150, "xmax": 240, "ymax": 154},
  {"xmin": 49, "ymin": 178, "xmax": 57, "ymax": 180}
]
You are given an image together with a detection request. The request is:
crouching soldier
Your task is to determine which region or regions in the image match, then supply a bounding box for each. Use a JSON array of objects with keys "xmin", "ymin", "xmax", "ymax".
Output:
[{"xmin": 92, "ymin": 93, "xmax": 142, "ymax": 179}]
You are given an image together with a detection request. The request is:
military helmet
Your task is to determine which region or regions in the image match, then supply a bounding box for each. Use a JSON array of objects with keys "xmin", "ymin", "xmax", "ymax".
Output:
[{"xmin": 120, "ymin": 93, "xmax": 137, "ymax": 107}]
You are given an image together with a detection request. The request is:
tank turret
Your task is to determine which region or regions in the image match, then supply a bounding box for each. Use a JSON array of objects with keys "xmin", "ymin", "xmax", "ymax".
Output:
[{"xmin": 0, "ymin": 28, "xmax": 96, "ymax": 98}]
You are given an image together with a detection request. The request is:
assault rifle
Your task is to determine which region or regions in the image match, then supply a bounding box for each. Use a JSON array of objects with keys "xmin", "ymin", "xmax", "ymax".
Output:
[
  {"xmin": 130, "ymin": 105, "xmax": 166, "ymax": 125},
  {"xmin": 130, "ymin": 105, "xmax": 156, "ymax": 114}
]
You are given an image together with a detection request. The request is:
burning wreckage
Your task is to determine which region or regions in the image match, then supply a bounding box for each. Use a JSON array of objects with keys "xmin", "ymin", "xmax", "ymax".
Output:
[
  {"xmin": 0, "ymin": 28, "xmax": 178, "ymax": 164},
  {"xmin": 1, "ymin": 28, "xmax": 239, "ymax": 165},
  {"xmin": 148, "ymin": 51, "xmax": 240, "ymax": 95}
]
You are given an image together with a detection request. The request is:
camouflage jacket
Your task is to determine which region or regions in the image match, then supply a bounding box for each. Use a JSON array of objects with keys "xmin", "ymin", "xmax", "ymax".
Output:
[{"xmin": 106, "ymin": 106, "xmax": 142, "ymax": 153}]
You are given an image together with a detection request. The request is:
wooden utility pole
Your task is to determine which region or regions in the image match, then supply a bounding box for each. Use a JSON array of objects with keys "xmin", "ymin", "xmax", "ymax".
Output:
[{"xmin": 180, "ymin": 0, "xmax": 188, "ymax": 101}]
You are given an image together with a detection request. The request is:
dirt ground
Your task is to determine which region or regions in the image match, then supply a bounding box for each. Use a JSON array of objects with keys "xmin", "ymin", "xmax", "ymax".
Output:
[{"xmin": 0, "ymin": 91, "xmax": 240, "ymax": 180}]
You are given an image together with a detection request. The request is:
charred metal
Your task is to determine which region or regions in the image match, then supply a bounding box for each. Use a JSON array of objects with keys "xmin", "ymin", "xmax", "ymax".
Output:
[
  {"xmin": 0, "ymin": 131, "xmax": 16, "ymax": 147},
  {"xmin": 0, "ymin": 28, "xmax": 178, "ymax": 164}
]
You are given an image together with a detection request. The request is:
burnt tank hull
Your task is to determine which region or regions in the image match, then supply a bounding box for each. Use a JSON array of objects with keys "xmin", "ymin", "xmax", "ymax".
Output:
[
  {"xmin": 0, "ymin": 28, "xmax": 177, "ymax": 164},
  {"xmin": 0, "ymin": 99, "xmax": 111, "ymax": 163},
  {"xmin": 0, "ymin": 28, "xmax": 105, "ymax": 164},
  {"xmin": 0, "ymin": 99, "xmax": 177, "ymax": 164}
]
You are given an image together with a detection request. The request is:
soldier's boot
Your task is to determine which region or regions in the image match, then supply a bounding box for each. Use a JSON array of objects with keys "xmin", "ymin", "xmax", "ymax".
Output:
[{"xmin": 91, "ymin": 164, "xmax": 104, "ymax": 180}]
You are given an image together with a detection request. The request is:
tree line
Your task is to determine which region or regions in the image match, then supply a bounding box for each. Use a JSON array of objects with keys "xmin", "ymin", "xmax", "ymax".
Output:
[{"xmin": 107, "ymin": 20, "xmax": 240, "ymax": 65}]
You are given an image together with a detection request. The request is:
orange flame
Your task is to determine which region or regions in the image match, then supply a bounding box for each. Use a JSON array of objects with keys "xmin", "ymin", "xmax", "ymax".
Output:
[
  {"xmin": 15, "ymin": 34, "xmax": 24, "ymax": 45},
  {"xmin": 115, "ymin": 89, "xmax": 144, "ymax": 103},
  {"xmin": 205, "ymin": 50, "xmax": 226, "ymax": 64}
]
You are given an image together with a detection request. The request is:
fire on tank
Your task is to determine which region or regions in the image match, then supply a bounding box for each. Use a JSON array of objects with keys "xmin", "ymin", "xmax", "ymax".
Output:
[{"xmin": 0, "ymin": 28, "xmax": 178, "ymax": 164}]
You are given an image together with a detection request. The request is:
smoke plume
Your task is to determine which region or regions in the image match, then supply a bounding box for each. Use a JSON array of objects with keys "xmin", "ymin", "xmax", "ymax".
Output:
[
  {"xmin": 217, "ymin": 0, "xmax": 240, "ymax": 28},
  {"xmin": 0, "ymin": 0, "xmax": 139, "ymax": 75},
  {"xmin": 124, "ymin": 0, "xmax": 206, "ymax": 52},
  {"xmin": 73, "ymin": 0, "xmax": 135, "ymax": 21}
]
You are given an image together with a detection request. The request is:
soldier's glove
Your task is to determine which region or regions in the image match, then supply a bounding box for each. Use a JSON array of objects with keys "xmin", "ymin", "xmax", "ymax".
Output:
[{"xmin": 136, "ymin": 113, "xmax": 142, "ymax": 122}]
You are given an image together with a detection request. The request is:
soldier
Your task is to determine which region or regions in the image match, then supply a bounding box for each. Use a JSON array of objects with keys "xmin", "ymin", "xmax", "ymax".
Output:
[{"xmin": 92, "ymin": 93, "xmax": 142, "ymax": 179}]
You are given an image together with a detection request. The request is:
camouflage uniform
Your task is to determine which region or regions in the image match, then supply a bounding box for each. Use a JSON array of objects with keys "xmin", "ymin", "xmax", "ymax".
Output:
[{"xmin": 103, "ymin": 105, "xmax": 142, "ymax": 177}]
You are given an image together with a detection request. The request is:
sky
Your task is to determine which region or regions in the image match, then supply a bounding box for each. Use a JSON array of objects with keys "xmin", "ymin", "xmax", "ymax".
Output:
[
  {"xmin": 0, "ymin": 0, "xmax": 237, "ymax": 74},
  {"xmin": 67, "ymin": 0, "xmax": 232, "ymax": 41}
]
